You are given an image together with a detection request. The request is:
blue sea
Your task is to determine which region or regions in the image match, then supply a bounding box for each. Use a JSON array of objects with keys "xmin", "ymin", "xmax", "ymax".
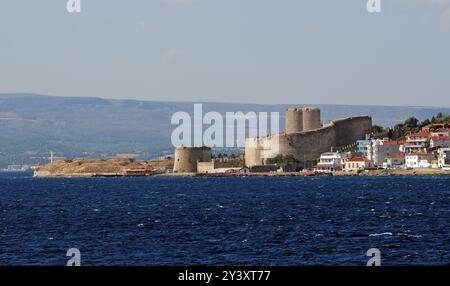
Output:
[{"xmin": 0, "ymin": 172, "xmax": 449, "ymax": 266}]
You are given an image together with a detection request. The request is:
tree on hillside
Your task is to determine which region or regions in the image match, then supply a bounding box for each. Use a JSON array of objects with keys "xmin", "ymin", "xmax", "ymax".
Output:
[
  {"xmin": 387, "ymin": 113, "xmax": 448, "ymax": 140},
  {"xmin": 403, "ymin": 117, "xmax": 419, "ymax": 134},
  {"xmin": 372, "ymin": 125, "xmax": 384, "ymax": 134},
  {"xmin": 390, "ymin": 123, "xmax": 405, "ymax": 140},
  {"xmin": 430, "ymin": 113, "xmax": 449, "ymax": 124},
  {"xmin": 420, "ymin": 118, "xmax": 431, "ymax": 128}
]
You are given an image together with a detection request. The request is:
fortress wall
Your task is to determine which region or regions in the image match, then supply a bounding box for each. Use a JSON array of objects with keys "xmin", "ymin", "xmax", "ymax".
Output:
[
  {"xmin": 244, "ymin": 113, "xmax": 372, "ymax": 167},
  {"xmin": 197, "ymin": 160, "xmax": 216, "ymax": 174},
  {"xmin": 281, "ymin": 124, "xmax": 337, "ymax": 161},
  {"xmin": 173, "ymin": 146, "xmax": 212, "ymax": 173},
  {"xmin": 331, "ymin": 116, "xmax": 372, "ymax": 146},
  {"xmin": 282, "ymin": 116, "xmax": 371, "ymax": 162}
]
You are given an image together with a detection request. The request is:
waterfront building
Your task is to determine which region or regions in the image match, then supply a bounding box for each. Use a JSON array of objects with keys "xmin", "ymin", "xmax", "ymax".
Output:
[
  {"xmin": 438, "ymin": 148, "xmax": 450, "ymax": 170},
  {"xmin": 405, "ymin": 153, "xmax": 436, "ymax": 169},
  {"xmin": 344, "ymin": 157, "xmax": 373, "ymax": 172},
  {"xmin": 314, "ymin": 152, "xmax": 348, "ymax": 173},
  {"xmin": 367, "ymin": 139, "xmax": 402, "ymax": 167},
  {"xmin": 383, "ymin": 153, "xmax": 405, "ymax": 169}
]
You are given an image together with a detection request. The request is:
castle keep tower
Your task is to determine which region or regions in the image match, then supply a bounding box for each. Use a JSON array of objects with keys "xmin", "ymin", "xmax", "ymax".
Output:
[
  {"xmin": 302, "ymin": 107, "xmax": 321, "ymax": 131},
  {"xmin": 173, "ymin": 146, "xmax": 212, "ymax": 173},
  {"xmin": 285, "ymin": 107, "xmax": 321, "ymax": 134},
  {"xmin": 285, "ymin": 108, "xmax": 303, "ymax": 134}
]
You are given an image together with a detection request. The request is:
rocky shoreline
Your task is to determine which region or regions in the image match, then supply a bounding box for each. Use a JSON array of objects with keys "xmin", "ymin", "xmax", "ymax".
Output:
[{"xmin": 33, "ymin": 158, "xmax": 450, "ymax": 178}]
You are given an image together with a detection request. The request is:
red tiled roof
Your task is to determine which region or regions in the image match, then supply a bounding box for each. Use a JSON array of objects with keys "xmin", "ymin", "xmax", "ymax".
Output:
[
  {"xmin": 431, "ymin": 136, "xmax": 450, "ymax": 141},
  {"xmin": 406, "ymin": 152, "xmax": 433, "ymax": 156},
  {"xmin": 383, "ymin": 141, "xmax": 400, "ymax": 146},
  {"xmin": 408, "ymin": 132, "xmax": 431, "ymax": 138},
  {"xmin": 388, "ymin": 154, "xmax": 405, "ymax": 159},
  {"xmin": 347, "ymin": 157, "xmax": 371, "ymax": 162}
]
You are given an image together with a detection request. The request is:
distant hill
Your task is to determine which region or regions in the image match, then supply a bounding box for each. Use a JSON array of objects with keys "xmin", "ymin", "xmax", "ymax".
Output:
[{"xmin": 1, "ymin": 93, "xmax": 449, "ymax": 167}]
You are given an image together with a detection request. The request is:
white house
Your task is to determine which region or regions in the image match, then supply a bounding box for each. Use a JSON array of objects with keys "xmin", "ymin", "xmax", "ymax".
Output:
[
  {"xmin": 438, "ymin": 148, "xmax": 450, "ymax": 170},
  {"xmin": 367, "ymin": 139, "xmax": 402, "ymax": 167},
  {"xmin": 314, "ymin": 152, "xmax": 348, "ymax": 173},
  {"xmin": 405, "ymin": 153, "xmax": 435, "ymax": 169},
  {"xmin": 430, "ymin": 136, "xmax": 450, "ymax": 148},
  {"xmin": 405, "ymin": 132, "xmax": 431, "ymax": 153},
  {"xmin": 383, "ymin": 153, "xmax": 405, "ymax": 169}
]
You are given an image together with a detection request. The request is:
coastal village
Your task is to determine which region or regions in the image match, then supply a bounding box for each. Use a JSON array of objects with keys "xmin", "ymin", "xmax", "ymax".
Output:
[
  {"xmin": 314, "ymin": 123, "xmax": 450, "ymax": 174},
  {"xmin": 33, "ymin": 107, "xmax": 450, "ymax": 177}
]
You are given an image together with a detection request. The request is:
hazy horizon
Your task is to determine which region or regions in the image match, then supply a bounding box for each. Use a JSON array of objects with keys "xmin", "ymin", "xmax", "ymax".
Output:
[
  {"xmin": 2, "ymin": 92, "xmax": 450, "ymax": 110},
  {"xmin": 1, "ymin": 1, "xmax": 450, "ymax": 107}
]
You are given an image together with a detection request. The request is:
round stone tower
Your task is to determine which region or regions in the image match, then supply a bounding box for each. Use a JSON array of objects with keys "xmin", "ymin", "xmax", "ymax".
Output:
[
  {"xmin": 285, "ymin": 108, "xmax": 303, "ymax": 134},
  {"xmin": 173, "ymin": 146, "xmax": 212, "ymax": 173},
  {"xmin": 302, "ymin": 107, "xmax": 321, "ymax": 131}
]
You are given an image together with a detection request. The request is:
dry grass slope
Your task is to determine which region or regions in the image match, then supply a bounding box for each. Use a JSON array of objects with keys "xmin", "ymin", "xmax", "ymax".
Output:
[{"xmin": 35, "ymin": 158, "xmax": 174, "ymax": 177}]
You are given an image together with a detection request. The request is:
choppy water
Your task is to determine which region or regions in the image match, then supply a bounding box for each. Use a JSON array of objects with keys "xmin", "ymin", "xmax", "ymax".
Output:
[{"xmin": 0, "ymin": 172, "xmax": 449, "ymax": 265}]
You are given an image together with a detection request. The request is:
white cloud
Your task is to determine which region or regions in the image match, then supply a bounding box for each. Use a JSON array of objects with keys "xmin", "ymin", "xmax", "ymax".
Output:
[{"xmin": 161, "ymin": 48, "xmax": 185, "ymax": 63}]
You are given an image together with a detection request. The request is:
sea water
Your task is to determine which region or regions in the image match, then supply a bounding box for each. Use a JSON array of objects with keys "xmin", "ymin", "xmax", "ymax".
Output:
[{"xmin": 0, "ymin": 172, "xmax": 449, "ymax": 265}]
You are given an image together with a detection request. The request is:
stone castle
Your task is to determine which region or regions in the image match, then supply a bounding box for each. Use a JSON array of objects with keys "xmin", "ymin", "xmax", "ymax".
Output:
[
  {"xmin": 173, "ymin": 146, "xmax": 212, "ymax": 173},
  {"xmin": 245, "ymin": 107, "xmax": 372, "ymax": 166},
  {"xmin": 172, "ymin": 107, "xmax": 372, "ymax": 173}
]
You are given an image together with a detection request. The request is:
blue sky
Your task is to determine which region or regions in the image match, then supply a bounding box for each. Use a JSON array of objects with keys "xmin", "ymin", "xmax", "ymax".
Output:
[{"xmin": 0, "ymin": 0, "xmax": 449, "ymax": 106}]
